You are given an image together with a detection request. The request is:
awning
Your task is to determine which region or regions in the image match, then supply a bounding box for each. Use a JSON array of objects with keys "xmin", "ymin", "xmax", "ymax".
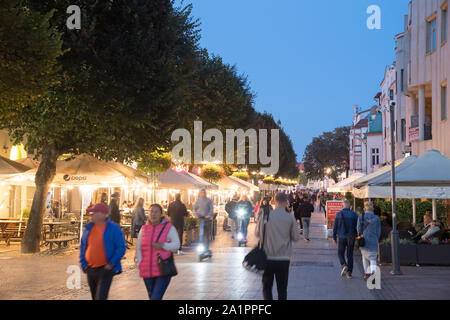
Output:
[
  {"xmin": 5, "ymin": 154, "xmax": 151, "ymax": 186},
  {"xmin": 327, "ymin": 173, "xmax": 365, "ymax": 193},
  {"xmin": 157, "ymin": 169, "xmax": 218, "ymax": 190}
]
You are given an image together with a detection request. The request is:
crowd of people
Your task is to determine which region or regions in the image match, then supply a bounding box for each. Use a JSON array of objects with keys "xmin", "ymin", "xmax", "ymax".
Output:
[{"xmin": 78, "ymin": 186, "xmax": 446, "ymax": 301}]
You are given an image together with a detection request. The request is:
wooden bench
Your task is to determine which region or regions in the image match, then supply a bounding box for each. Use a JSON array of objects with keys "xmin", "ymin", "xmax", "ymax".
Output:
[
  {"xmin": 43, "ymin": 236, "xmax": 77, "ymax": 252},
  {"xmin": 0, "ymin": 222, "xmax": 26, "ymax": 246}
]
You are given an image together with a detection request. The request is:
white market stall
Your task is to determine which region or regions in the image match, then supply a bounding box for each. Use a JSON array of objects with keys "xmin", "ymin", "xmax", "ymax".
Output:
[
  {"xmin": 6, "ymin": 154, "xmax": 152, "ymax": 239},
  {"xmin": 0, "ymin": 155, "xmax": 34, "ymax": 219},
  {"xmin": 156, "ymin": 168, "xmax": 218, "ymax": 205}
]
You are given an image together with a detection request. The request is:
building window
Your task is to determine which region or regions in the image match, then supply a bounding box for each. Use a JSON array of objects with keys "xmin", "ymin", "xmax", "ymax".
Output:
[
  {"xmin": 442, "ymin": 6, "xmax": 448, "ymax": 44},
  {"xmin": 371, "ymin": 148, "xmax": 380, "ymax": 166},
  {"xmin": 427, "ymin": 18, "xmax": 437, "ymax": 53},
  {"xmin": 401, "ymin": 119, "xmax": 406, "ymax": 141},
  {"xmin": 400, "ymin": 69, "xmax": 404, "ymax": 92},
  {"xmin": 442, "ymin": 85, "xmax": 447, "ymax": 121}
]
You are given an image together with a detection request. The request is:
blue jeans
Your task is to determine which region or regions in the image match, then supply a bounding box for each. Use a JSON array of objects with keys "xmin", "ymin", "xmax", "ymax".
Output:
[
  {"xmin": 143, "ymin": 276, "xmax": 171, "ymax": 300},
  {"xmin": 337, "ymin": 236, "xmax": 355, "ymax": 273},
  {"xmin": 240, "ymin": 218, "xmax": 250, "ymax": 238},
  {"xmin": 301, "ymin": 218, "xmax": 311, "ymax": 239}
]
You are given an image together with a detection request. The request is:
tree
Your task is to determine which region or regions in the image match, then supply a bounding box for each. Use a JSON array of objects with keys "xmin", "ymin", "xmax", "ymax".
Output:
[
  {"xmin": 0, "ymin": 0, "xmax": 200, "ymax": 253},
  {"xmin": 0, "ymin": 0, "xmax": 63, "ymax": 116},
  {"xmin": 297, "ymin": 172, "xmax": 308, "ymax": 186},
  {"xmin": 246, "ymin": 112, "xmax": 299, "ymax": 178},
  {"xmin": 302, "ymin": 126, "xmax": 350, "ymax": 182}
]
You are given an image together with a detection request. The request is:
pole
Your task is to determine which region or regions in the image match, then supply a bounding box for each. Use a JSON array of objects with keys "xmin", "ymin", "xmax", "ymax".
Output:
[
  {"xmin": 412, "ymin": 198, "xmax": 417, "ymax": 226},
  {"xmin": 390, "ymin": 103, "xmax": 402, "ymax": 275},
  {"xmin": 432, "ymin": 199, "xmax": 437, "ymax": 221}
]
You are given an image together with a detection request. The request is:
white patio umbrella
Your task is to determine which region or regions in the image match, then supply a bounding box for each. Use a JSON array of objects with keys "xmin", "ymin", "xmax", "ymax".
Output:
[{"xmin": 357, "ymin": 150, "xmax": 450, "ymax": 222}]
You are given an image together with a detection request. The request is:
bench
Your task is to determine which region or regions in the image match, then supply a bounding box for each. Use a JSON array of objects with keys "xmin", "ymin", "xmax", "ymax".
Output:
[
  {"xmin": 0, "ymin": 222, "xmax": 26, "ymax": 246},
  {"xmin": 43, "ymin": 236, "xmax": 77, "ymax": 252}
]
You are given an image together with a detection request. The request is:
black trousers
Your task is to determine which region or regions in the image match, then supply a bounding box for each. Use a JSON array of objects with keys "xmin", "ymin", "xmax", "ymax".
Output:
[
  {"xmin": 86, "ymin": 266, "xmax": 115, "ymax": 300},
  {"xmin": 337, "ymin": 236, "xmax": 355, "ymax": 272},
  {"xmin": 173, "ymin": 222, "xmax": 184, "ymax": 250},
  {"xmin": 262, "ymin": 260, "xmax": 290, "ymax": 300}
]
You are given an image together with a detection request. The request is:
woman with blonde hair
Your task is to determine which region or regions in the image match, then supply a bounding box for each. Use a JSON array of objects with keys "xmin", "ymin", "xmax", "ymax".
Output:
[{"xmin": 357, "ymin": 201, "xmax": 381, "ymax": 281}]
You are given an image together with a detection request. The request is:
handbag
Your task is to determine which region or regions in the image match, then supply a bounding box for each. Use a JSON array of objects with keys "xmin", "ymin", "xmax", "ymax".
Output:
[
  {"xmin": 355, "ymin": 213, "xmax": 366, "ymax": 248},
  {"xmin": 242, "ymin": 210, "xmax": 270, "ymax": 274},
  {"xmin": 154, "ymin": 223, "xmax": 178, "ymax": 277}
]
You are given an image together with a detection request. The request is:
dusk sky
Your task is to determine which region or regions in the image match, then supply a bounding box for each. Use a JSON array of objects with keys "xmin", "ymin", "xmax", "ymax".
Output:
[{"xmin": 188, "ymin": 0, "xmax": 410, "ymax": 161}]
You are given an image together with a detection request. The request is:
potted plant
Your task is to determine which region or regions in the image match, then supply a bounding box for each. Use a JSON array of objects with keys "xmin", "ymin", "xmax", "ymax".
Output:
[
  {"xmin": 417, "ymin": 238, "xmax": 450, "ymax": 265},
  {"xmin": 378, "ymin": 239, "xmax": 418, "ymax": 265},
  {"xmin": 183, "ymin": 217, "xmax": 198, "ymax": 246}
]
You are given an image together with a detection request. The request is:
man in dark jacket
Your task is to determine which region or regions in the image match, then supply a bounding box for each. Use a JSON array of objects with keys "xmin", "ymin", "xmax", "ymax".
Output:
[
  {"xmin": 333, "ymin": 200, "xmax": 358, "ymax": 279},
  {"xmin": 299, "ymin": 198, "xmax": 315, "ymax": 242},
  {"xmin": 109, "ymin": 192, "xmax": 121, "ymax": 225},
  {"xmin": 167, "ymin": 193, "xmax": 189, "ymax": 255},
  {"xmin": 294, "ymin": 194, "xmax": 304, "ymax": 233}
]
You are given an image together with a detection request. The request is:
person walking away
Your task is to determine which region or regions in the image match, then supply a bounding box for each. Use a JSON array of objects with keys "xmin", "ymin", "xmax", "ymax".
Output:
[
  {"xmin": 357, "ymin": 201, "xmax": 381, "ymax": 281},
  {"xmin": 225, "ymin": 196, "xmax": 239, "ymax": 238},
  {"xmin": 300, "ymin": 198, "xmax": 314, "ymax": 242},
  {"xmin": 109, "ymin": 192, "xmax": 121, "ymax": 225},
  {"xmin": 136, "ymin": 204, "xmax": 180, "ymax": 300},
  {"xmin": 333, "ymin": 200, "xmax": 358, "ymax": 279},
  {"xmin": 255, "ymin": 192, "xmax": 301, "ymax": 300},
  {"xmin": 257, "ymin": 197, "xmax": 273, "ymax": 222},
  {"xmin": 167, "ymin": 193, "xmax": 189, "ymax": 255},
  {"xmin": 193, "ymin": 189, "xmax": 214, "ymax": 250},
  {"xmin": 131, "ymin": 198, "xmax": 147, "ymax": 241},
  {"xmin": 294, "ymin": 194, "xmax": 304, "ymax": 233},
  {"xmin": 236, "ymin": 194, "xmax": 253, "ymax": 242},
  {"xmin": 79, "ymin": 203, "xmax": 126, "ymax": 300}
]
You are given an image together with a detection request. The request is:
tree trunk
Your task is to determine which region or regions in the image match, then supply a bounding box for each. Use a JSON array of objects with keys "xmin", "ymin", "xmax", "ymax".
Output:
[{"xmin": 21, "ymin": 144, "xmax": 59, "ymax": 253}]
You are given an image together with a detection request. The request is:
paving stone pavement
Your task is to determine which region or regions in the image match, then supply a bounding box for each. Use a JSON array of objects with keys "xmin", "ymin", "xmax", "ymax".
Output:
[{"xmin": 1, "ymin": 210, "xmax": 450, "ymax": 300}]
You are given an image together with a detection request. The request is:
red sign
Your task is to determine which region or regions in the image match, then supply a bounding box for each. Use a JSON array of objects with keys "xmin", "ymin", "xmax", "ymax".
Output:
[
  {"xmin": 326, "ymin": 200, "xmax": 345, "ymax": 229},
  {"xmin": 409, "ymin": 127, "xmax": 419, "ymax": 142}
]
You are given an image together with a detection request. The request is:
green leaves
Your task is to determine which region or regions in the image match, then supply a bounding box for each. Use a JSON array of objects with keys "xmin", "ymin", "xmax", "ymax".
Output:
[
  {"xmin": 0, "ymin": 0, "xmax": 63, "ymax": 116},
  {"xmin": 303, "ymin": 126, "xmax": 350, "ymax": 182}
]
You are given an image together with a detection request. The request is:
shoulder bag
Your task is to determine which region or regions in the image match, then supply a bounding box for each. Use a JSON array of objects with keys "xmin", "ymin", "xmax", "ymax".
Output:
[
  {"xmin": 355, "ymin": 213, "xmax": 366, "ymax": 248},
  {"xmin": 155, "ymin": 222, "xmax": 178, "ymax": 277},
  {"xmin": 242, "ymin": 211, "xmax": 270, "ymax": 274}
]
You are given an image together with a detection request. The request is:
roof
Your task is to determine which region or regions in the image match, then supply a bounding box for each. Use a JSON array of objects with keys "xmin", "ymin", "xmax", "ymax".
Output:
[{"xmin": 0, "ymin": 155, "xmax": 31, "ymax": 174}]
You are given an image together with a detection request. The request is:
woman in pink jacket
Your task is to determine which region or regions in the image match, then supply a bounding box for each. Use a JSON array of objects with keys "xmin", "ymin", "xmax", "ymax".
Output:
[{"xmin": 136, "ymin": 204, "xmax": 180, "ymax": 300}]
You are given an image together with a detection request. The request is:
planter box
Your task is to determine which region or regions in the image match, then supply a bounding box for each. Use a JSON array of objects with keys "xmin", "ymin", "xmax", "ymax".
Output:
[
  {"xmin": 417, "ymin": 244, "xmax": 450, "ymax": 265},
  {"xmin": 183, "ymin": 230, "xmax": 194, "ymax": 246},
  {"xmin": 378, "ymin": 244, "xmax": 418, "ymax": 265}
]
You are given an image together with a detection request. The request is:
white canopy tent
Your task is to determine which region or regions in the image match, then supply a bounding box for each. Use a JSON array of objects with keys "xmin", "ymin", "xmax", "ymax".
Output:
[
  {"xmin": 5, "ymin": 154, "xmax": 153, "ymax": 238},
  {"xmin": 157, "ymin": 168, "xmax": 218, "ymax": 190},
  {"xmin": 353, "ymin": 150, "xmax": 450, "ymax": 222},
  {"xmin": 327, "ymin": 173, "xmax": 365, "ymax": 193}
]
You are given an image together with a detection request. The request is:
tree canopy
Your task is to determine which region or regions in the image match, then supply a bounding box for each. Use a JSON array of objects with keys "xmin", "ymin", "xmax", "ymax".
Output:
[{"xmin": 302, "ymin": 126, "xmax": 350, "ymax": 182}]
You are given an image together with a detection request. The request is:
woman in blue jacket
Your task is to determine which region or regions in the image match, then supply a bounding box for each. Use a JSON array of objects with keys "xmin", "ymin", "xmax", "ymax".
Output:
[{"xmin": 357, "ymin": 201, "xmax": 381, "ymax": 281}]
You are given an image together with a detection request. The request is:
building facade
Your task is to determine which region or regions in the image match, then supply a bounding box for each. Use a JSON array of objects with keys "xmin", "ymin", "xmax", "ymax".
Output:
[
  {"xmin": 349, "ymin": 105, "xmax": 369, "ymax": 174},
  {"xmin": 407, "ymin": 0, "xmax": 450, "ymax": 158}
]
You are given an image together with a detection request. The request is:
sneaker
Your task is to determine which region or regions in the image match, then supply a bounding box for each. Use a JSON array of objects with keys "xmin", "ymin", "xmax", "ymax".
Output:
[
  {"xmin": 346, "ymin": 272, "xmax": 352, "ymax": 279},
  {"xmin": 341, "ymin": 265, "xmax": 348, "ymax": 277},
  {"xmin": 178, "ymin": 250, "xmax": 184, "ymax": 256}
]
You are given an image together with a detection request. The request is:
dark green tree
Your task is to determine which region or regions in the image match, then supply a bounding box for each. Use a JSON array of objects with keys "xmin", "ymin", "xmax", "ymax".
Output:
[
  {"xmin": 0, "ymin": 0, "xmax": 63, "ymax": 116},
  {"xmin": 303, "ymin": 126, "xmax": 350, "ymax": 182},
  {"xmin": 0, "ymin": 0, "xmax": 200, "ymax": 253}
]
